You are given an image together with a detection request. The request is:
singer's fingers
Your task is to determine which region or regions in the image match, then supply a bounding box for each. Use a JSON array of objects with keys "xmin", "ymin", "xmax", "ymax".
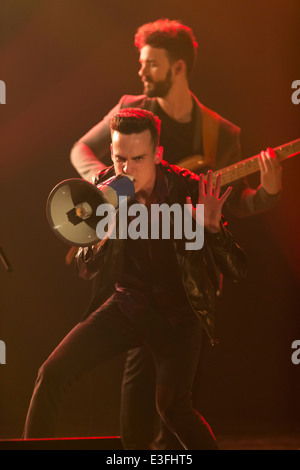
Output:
[
  {"xmin": 213, "ymin": 173, "xmax": 221, "ymax": 198},
  {"xmin": 219, "ymin": 186, "xmax": 233, "ymax": 204},
  {"xmin": 206, "ymin": 170, "xmax": 213, "ymax": 195}
]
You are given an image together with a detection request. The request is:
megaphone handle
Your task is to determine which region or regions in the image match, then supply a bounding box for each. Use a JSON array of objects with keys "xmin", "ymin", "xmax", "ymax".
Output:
[
  {"xmin": 65, "ymin": 246, "xmax": 79, "ymax": 265},
  {"xmin": 92, "ymin": 236, "xmax": 109, "ymax": 254},
  {"xmin": 65, "ymin": 237, "xmax": 109, "ymax": 265}
]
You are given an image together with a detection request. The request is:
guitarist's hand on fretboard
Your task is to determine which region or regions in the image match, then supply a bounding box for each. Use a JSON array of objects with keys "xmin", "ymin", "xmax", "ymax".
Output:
[
  {"xmin": 178, "ymin": 138, "xmax": 299, "ymax": 188},
  {"xmin": 259, "ymin": 147, "xmax": 282, "ymax": 195}
]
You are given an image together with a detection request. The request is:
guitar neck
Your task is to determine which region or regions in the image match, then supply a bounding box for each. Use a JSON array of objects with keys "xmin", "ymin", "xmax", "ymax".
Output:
[{"xmin": 212, "ymin": 138, "xmax": 300, "ymax": 187}]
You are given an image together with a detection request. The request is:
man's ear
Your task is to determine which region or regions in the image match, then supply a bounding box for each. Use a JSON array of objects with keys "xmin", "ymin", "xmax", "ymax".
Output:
[
  {"xmin": 155, "ymin": 145, "xmax": 163, "ymax": 164},
  {"xmin": 173, "ymin": 59, "xmax": 186, "ymax": 76}
]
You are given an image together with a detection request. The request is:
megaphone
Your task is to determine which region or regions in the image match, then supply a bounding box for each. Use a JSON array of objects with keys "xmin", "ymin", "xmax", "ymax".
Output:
[{"xmin": 46, "ymin": 173, "xmax": 135, "ymax": 247}]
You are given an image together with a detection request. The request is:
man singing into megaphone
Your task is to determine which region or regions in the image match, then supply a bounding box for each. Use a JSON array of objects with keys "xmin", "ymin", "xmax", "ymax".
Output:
[
  {"xmin": 69, "ymin": 19, "xmax": 282, "ymax": 450},
  {"xmin": 23, "ymin": 108, "xmax": 247, "ymax": 450}
]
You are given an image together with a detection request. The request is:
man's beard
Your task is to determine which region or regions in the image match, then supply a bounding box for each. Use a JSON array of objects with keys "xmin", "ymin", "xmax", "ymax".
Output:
[{"xmin": 143, "ymin": 69, "xmax": 173, "ymax": 98}]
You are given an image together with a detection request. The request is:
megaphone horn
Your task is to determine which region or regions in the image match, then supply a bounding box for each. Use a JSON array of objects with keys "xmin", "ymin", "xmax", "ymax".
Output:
[{"xmin": 46, "ymin": 173, "xmax": 135, "ymax": 247}]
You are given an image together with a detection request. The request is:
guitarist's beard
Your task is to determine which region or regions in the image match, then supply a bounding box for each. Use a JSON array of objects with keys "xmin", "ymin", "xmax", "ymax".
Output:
[{"xmin": 143, "ymin": 69, "xmax": 173, "ymax": 98}]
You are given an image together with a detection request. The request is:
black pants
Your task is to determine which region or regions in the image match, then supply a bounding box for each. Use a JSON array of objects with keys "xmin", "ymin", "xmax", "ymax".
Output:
[
  {"xmin": 121, "ymin": 347, "xmax": 184, "ymax": 449},
  {"xmin": 23, "ymin": 295, "xmax": 218, "ymax": 450},
  {"xmin": 121, "ymin": 339, "xmax": 208, "ymax": 450}
]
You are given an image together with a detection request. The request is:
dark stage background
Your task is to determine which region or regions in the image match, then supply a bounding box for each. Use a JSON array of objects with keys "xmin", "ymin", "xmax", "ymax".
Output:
[{"xmin": 0, "ymin": 0, "xmax": 299, "ymax": 439}]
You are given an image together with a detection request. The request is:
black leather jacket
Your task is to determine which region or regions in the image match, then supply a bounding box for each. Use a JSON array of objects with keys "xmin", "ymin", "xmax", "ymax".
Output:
[{"xmin": 76, "ymin": 161, "xmax": 247, "ymax": 344}]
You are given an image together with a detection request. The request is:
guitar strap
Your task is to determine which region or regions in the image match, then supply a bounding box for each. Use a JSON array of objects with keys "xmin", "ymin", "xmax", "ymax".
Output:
[{"xmin": 193, "ymin": 95, "xmax": 220, "ymax": 169}]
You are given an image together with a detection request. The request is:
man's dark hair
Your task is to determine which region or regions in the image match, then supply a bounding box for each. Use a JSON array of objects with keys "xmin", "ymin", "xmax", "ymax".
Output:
[
  {"xmin": 134, "ymin": 19, "xmax": 198, "ymax": 78},
  {"xmin": 110, "ymin": 108, "xmax": 161, "ymax": 150}
]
